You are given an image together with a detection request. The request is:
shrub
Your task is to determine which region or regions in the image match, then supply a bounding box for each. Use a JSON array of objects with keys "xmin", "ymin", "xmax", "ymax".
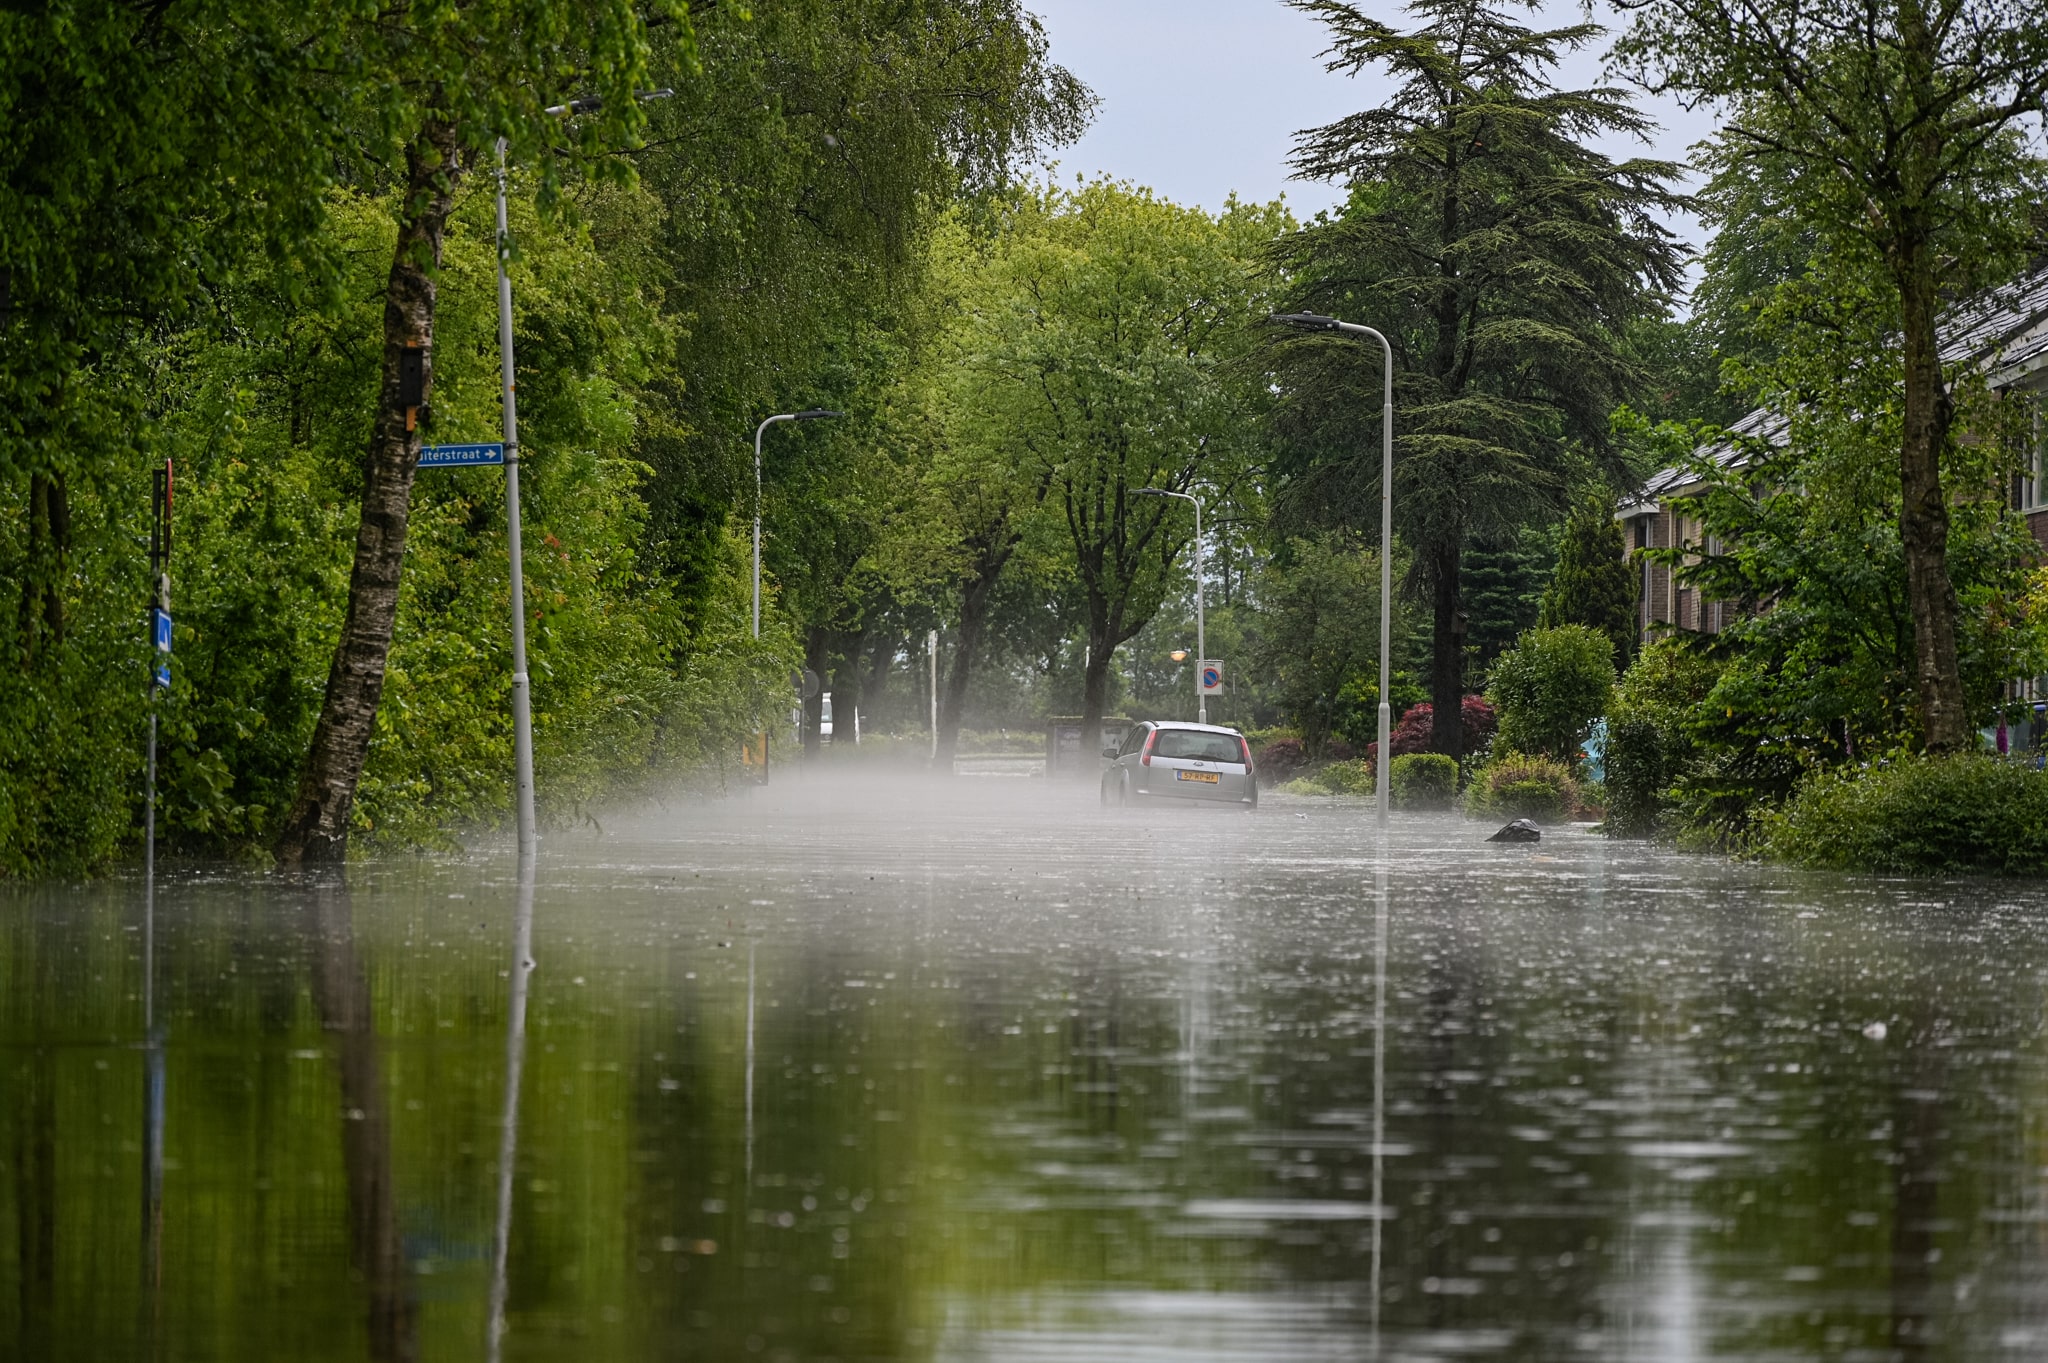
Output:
[
  {"xmin": 1381, "ymin": 695, "xmax": 1496, "ymax": 760},
  {"xmin": 1758, "ymin": 754, "xmax": 2048, "ymax": 874},
  {"xmin": 1280, "ymin": 758, "xmax": 1376, "ymax": 797},
  {"xmin": 1463, "ymin": 752, "xmax": 1582, "ymax": 823},
  {"xmin": 1601, "ymin": 637, "xmax": 1727, "ymax": 840},
  {"xmin": 1390, "ymin": 753, "xmax": 1459, "ymax": 809},
  {"xmin": 1601, "ymin": 714, "xmax": 1668, "ymax": 836},
  {"xmin": 1488, "ymin": 625, "xmax": 1614, "ymax": 764},
  {"xmin": 1255, "ymin": 736, "xmax": 1309, "ymax": 780},
  {"xmin": 1311, "ymin": 758, "xmax": 1376, "ymax": 795}
]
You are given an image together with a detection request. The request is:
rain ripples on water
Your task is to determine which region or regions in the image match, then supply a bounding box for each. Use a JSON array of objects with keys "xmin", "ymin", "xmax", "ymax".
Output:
[{"xmin": 5, "ymin": 775, "xmax": 2048, "ymax": 1360}]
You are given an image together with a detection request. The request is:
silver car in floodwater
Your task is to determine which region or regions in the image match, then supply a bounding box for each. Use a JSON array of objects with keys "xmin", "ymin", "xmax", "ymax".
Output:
[{"xmin": 1099, "ymin": 721, "xmax": 1257, "ymax": 809}]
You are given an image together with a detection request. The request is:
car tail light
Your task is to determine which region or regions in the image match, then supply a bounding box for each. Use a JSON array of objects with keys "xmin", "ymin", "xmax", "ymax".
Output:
[
  {"xmin": 1140, "ymin": 731, "xmax": 1157, "ymax": 766},
  {"xmin": 1239, "ymin": 736, "xmax": 1253, "ymax": 770}
]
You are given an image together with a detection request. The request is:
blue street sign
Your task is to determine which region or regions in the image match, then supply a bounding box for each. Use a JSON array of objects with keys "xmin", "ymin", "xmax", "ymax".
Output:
[
  {"xmin": 152, "ymin": 608, "xmax": 172, "ymax": 654},
  {"xmin": 419, "ymin": 442, "xmax": 506, "ymax": 468},
  {"xmin": 154, "ymin": 662, "xmax": 171, "ymax": 690}
]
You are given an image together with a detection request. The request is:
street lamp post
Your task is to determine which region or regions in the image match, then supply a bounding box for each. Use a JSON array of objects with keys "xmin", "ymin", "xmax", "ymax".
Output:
[
  {"xmin": 752, "ymin": 409, "xmax": 845, "ymax": 639},
  {"xmin": 1133, "ymin": 488, "xmax": 1207, "ymax": 724},
  {"xmin": 491, "ymin": 138, "xmax": 540, "ymax": 858},
  {"xmin": 1273, "ymin": 311, "xmax": 1395, "ymax": 828},
  {"xmin": 751, "ymin": 409, "xmax": 842, "ymax": 782},
  {"xmin": 491, "ymin": 88, "xmax": 673, "ymax": 857}
]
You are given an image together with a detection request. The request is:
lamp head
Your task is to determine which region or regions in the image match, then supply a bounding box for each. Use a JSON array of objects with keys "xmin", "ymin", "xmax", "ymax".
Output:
[
  {"xmin": 1270, "ymin": 311, "xmax": 1341, "ymax": 332},
  {"xmin": 795, "ymin": 408, "xmax": 844, "ymax": 421},
  {"xmin": 1131, "ymin": 488, "xmax": 1166, "ymax": 498},
  {"xmin": 1170, "ymin": 650, "xmax": 1188, "ymax": 662}
]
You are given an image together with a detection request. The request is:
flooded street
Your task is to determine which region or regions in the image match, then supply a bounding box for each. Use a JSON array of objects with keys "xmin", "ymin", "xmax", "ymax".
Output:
[{"xmin": 8, "ymin": 775, "xmax": 2048, "ymax": 1361}]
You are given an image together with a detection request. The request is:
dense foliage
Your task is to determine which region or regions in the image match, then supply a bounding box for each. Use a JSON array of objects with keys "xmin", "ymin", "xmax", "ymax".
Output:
[
  {"xmin": 1760, "ymin": 755, "xmax": 2048, "ymax": 874},
  {"xmin": 1463, "ymin": 752, "xmax": 1582, "ymax": 823},
  {"xmin": 1390, "ymin": 753, "xmax": 1460, "ymax": 810},
  {"xmin": 1271, "ymin": 0, "xmax": 1684, "ymax": 760},
  {"xmin": 9, "ymin": 0, "xmax": 2048, "ymax": 876},
  {"xmin": 0, "ymin": 1, "xmax": 1086, "ymax": 874},
  {"xmin": 1488, "ymin": 625, "xmax": 1615, "ymax": 765},
  {"xmin": 1616, "ymin": 0, "xmax": 2048, "ymax": 752}
]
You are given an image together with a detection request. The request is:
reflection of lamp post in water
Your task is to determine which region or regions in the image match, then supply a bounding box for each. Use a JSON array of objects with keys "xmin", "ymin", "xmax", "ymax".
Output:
[
  {"xmin": 745, "ymin": 941, "xmax": 757, "ymax": 1184},
  {"xmin": 1370, "ymin": 857, "xmax": 1388, "ymax": 1344},
  {"xmin": 486, "ymin": 858, "xmax": 537, "ymax": 1363}
]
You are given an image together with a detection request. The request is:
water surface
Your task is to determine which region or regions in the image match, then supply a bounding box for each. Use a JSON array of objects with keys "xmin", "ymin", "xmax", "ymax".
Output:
[{"xmin": 5, "ymin": 776, "xmax": 2046, "ymax": 1360}]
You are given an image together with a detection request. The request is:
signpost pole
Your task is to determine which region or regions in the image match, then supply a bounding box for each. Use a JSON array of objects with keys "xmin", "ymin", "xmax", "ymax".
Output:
[
  {"xmin": 929, "ymin": 629, "xmax": 939, "ymax": 763},
  {"xmin": 494, "ymin": 139, "xmax": 538, "ymax": 857},
  {"xmin": 145, "ymin": 459, "xmax": 171, "ymax": 929},
  {"xmin": 1194, "ymin": 498, "xmax": 1206, "ymax": 725}
]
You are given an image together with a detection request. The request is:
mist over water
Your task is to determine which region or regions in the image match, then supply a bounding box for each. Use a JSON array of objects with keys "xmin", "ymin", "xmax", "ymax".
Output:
[{"xmin": 7, "ymin": 770, "xmax": 2048, "ymax": 1360}]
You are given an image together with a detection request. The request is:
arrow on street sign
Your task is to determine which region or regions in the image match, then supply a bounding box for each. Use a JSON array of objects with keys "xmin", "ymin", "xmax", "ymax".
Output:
[{"xmin": 419, "ymin": 442, "xmax": 506, "ymax": 468}]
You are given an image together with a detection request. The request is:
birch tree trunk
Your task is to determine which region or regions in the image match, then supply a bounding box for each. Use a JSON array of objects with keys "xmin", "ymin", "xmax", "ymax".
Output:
[{"xmin": 277, "ymin": 123, "xmax": 461, "ymax": 863}]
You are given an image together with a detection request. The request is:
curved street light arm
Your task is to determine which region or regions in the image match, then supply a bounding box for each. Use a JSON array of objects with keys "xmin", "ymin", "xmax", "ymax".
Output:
[{"xmin": 1271, "ymin": 311, "xmax": 1395, "ymax": 827}]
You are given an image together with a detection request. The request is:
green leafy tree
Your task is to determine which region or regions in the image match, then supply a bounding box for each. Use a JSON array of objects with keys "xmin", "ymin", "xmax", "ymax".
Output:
[
  {"xmin": 1271, "ymin": 0, "xmax": 1685, "ymax": 762},
  {"xmin": 1614, "ymin": 0, "xmax": 2048, "ymax": 751},
  {"xmin": 628, "ymin": 2, "xmax": 1089, "ymax": 659},
  {"xmin": 1253, "ymin": 535, "xmax": 1389, "ymax": 755},
  {"xmin": 0, "ymin": 2, "xmax": 357, "ymax": 874},
  {"xmin": 1540, "ymin": 493, "xmax": 1639, "ymax": 668},
  {"xmin": 1488, "ymin": 624, "xmax": 1615, "ymax": 762},
  {"xmin": 1639, "ymin": 256, "xmax": 2043, "ymax": 837},
  {"xmin": 948, "ymin": 181, "xmax": 1286, "ymax": 741},
  {"xmin": 278, "ymin": 0, "xmax": 691, "ymax": 863}
]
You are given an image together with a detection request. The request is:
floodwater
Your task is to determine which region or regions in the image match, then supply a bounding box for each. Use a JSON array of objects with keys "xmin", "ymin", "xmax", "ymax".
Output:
[{"xmin": 7, "ymin": 775, "xmax": 2048, "ymax": 1362}]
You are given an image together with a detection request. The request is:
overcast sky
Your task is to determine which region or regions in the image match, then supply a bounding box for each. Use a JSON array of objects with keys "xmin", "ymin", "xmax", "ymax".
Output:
[{"xmin": 1025, "ymin": 0, "xmax": 1721, "ymax": 264}]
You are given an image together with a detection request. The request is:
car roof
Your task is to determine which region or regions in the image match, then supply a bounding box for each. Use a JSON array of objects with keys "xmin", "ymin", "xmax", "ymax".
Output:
[{"xmin": 1143, "ymin": 721, "xmax": 1244, "ymax": 736}]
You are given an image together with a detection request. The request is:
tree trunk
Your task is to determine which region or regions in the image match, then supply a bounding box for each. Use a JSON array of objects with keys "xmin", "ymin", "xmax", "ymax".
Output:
[
  {"xmin": 862, "ymin": 631, "xmax": 896, "ymax": 714},
  {"xmin": 1079, "ymin": 609, "xmax": 1117, "ymax": 768},
  {"xmin": 802, "ymin": 627, "xmax": 828, "ymax": 757},
  {"xmin": 829, "ymin": 628, "xmax": 864, "ymax": 744},
  {"xmin": 18, "ymin": 472, "xmax": 68, "ymax": 658},
  {"xmin": 935, "ymin": 611, "xmax": 986, "ymax": 768},
  {"xmin": 276, "ymin": 124, "xmax": 461, "ymax": 864},
  {"xmin": 935, "ymin": 535, "xmax": 1015, "ymax": 766},
  {"xmin": 1886, "ymin": 1012, "xmax": 1944, "ymax": 1362},
  {"xmin": 1893, "ymin": 242, "xmax": 1967, "ymax": 751},
  {"xmin": 1429, "ymin": 538, "xmax": 1465, "ymax": 760}
]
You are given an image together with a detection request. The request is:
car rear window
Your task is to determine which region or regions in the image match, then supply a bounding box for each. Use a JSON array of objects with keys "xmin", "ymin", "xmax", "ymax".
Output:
[{"xmin": 1152, "ymin": 730, "xmax": 1243, "ymax": 763}]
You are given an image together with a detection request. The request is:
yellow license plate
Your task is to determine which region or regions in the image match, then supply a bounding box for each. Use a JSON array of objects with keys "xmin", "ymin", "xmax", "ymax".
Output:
[{"xmin": 1176, "ymin": 771, "xmax": 1220, "ymax": 783}]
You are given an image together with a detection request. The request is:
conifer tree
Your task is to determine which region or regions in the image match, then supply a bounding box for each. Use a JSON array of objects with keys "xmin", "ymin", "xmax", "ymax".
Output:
[
  {"xmin": 1271, "ymin": 0, "xmax": 1684, "ymax": 759},
  {"xmin": 1540, "ymin": 494, "xmax": 1638, "ymax": 670}
]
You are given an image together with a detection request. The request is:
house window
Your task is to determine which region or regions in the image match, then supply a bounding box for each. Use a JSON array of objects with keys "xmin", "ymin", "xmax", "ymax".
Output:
[{"xmin": 2022, "ymin": 400, "xmax": 2048, "ymax": 513}]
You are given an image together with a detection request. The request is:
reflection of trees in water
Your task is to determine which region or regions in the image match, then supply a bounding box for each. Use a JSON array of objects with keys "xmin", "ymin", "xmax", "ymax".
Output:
[
  {"xmin": 12, "ymin": 1049, "xmax": 57, "ymax": 1349},
  {"xmin": 1888, "ymin": 1018, "xmax": 1945, "ymax": 1362},
  {"xmin": 308, "ymin": 875, "xmax": 417, "ymax": 1363}
]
